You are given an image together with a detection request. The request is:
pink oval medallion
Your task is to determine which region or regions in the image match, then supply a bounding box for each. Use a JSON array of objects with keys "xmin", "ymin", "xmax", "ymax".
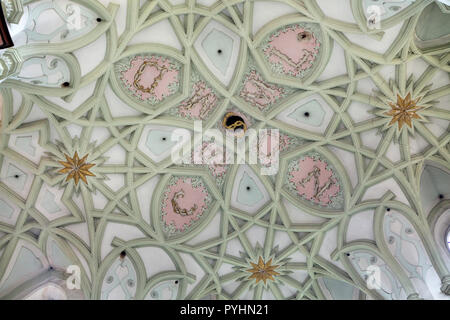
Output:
[
  {"xmin": 262, "ymin": 24, "xmax": 321, "ymax": 78},
  {"xmin": 161, "ymin": 177, "xmax": 211, "ymax": 233},
  {"xmin": 178, "ymin": 81, "xmax": 218, "ymax": 120},
  {"xmin": 288, "ymin": 156, "xmax": 340, "ymax": 206},
  {"xmin": 119, "ymin": 55, "xmax": 180, "ymax": 103}
]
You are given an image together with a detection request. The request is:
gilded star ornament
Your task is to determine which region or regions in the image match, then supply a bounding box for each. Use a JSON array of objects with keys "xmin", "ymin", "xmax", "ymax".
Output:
[
  {"xmin": 58, "ymin": 151, "xmax": 96, "ymax": 186},
  {"xmin": 247, "ymin": 257, "xmax": 280, "ymax": 284},
  {"xmin": 385, "ymin": 93, "xmax": 424, "ymax": 130}
]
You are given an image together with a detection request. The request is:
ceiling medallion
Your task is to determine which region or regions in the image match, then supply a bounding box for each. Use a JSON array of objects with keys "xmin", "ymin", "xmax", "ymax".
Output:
[
  {"xmin": 239, "ymin": 69, "xmax": 285, "ymax": 111},
  {"xmin": 246, "ymin": 257, "xmax": 280, "ymax": 285},
  {"xmin": 385, "ymin": 93, "xmax": 424, "ymax": 131},
  {"xmin": 161, "ymin": 176, "xmax": 212, "ymax": 234},
  {"xmin": 58, "ymin": 152, "xmax": 95, "ymax": 186},
  {"xmin": 115, "ymin": 54, "xmax": 181, "ymax": 106},
  {"xmin": 177, "ymin": 80, "xmax": 218, "ymax": 120},
  {"xmin": 222, "ymin": 111, "xmax": 248, "ymax": 136},
  {"xmin": 262, "ymin": 24, "xmax": 321, "ymax": 78},
  {"xmin": 258, "ymin": 21, "xmax": 327, "ymax": 83},
  {"xmin": 287, "ymin": 153, "xmax": 343, "ymax": 208}
]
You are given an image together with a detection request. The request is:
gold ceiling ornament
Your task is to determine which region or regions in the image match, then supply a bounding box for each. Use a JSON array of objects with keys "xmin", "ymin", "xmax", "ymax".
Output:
[
  {"xmin": 246, "ymin": 256, "xmax": 280, "ymax": 284},
  {"xmin": 58, "ymin": 151, "xmax": 96, "ymax": 186},
  {"xmin": 133, "ymin": 60, "xmax": 167, "ymax": 94},
  {"xmin": 385, "ymin": 93, "xmax": 424, "ymax": 130},
  {"xmin": 222, "ymin": 112, "xmax": 248, "ymax": 138}
]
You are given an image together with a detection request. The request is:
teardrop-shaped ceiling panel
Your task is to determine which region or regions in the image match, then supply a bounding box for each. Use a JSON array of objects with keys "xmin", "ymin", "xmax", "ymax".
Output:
[
  {"xmin": 287, "ymin": 99, "xmax": 325, "ymax": 126},
  {"xmin": 194, "ymin": 20, "xmax": 241, "ymax": 86},
  {"xmin": 0, "ymin": 158, "xmax": 34, "ymax": 199},
  {"xmin": 137, "ymin": 125, "xmax": 191, "ymax": 163},
  {"xmin": 147, "ymin": 130, "xmax": 178, "ymax": 156},
  {"xmin": 202, "ymin": 29, "xmax": 234, "ymax": 75},
  {"xmin": 277, "ymin": 94, "xmax": 333, "ymax": 134},
  {"xmin": 231, "ymin": 165, "xmax": 270, "ymax": 214},
  {"xmin": 237, "ymin": 172, "xmax": 265, "ymax": 206}
]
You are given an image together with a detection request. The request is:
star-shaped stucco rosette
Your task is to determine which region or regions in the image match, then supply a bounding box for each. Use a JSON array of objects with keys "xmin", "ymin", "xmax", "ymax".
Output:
[
  {"xmin": 385, "ymin": 93, "xmax": 424, "ymax": 130},
  {"xmin": 51, "ymin": 139, "xmax": 104, "ymax": 191},
  {"xmin": 246, "ymin": 256, "xmax": 280, "ymax": 285},
  {"xmin": 375, "ymin": 82, "xmax": 431, "ymax": 137},
  {"xmin": 58, "ymin": 151, "xmax": 95, "ymax": 185}
]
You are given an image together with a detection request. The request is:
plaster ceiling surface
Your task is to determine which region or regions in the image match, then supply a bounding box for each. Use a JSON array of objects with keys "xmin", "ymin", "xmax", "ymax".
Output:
[{"xmin": 0, "ymin": 0, "xmax": 449, "ymax": 300}]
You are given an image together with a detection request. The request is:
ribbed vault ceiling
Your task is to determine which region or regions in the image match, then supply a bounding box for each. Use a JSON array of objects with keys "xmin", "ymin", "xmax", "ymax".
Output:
[{"xmin": 0, "ymin": 0, "xmax": 449, "ymax": 300}]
